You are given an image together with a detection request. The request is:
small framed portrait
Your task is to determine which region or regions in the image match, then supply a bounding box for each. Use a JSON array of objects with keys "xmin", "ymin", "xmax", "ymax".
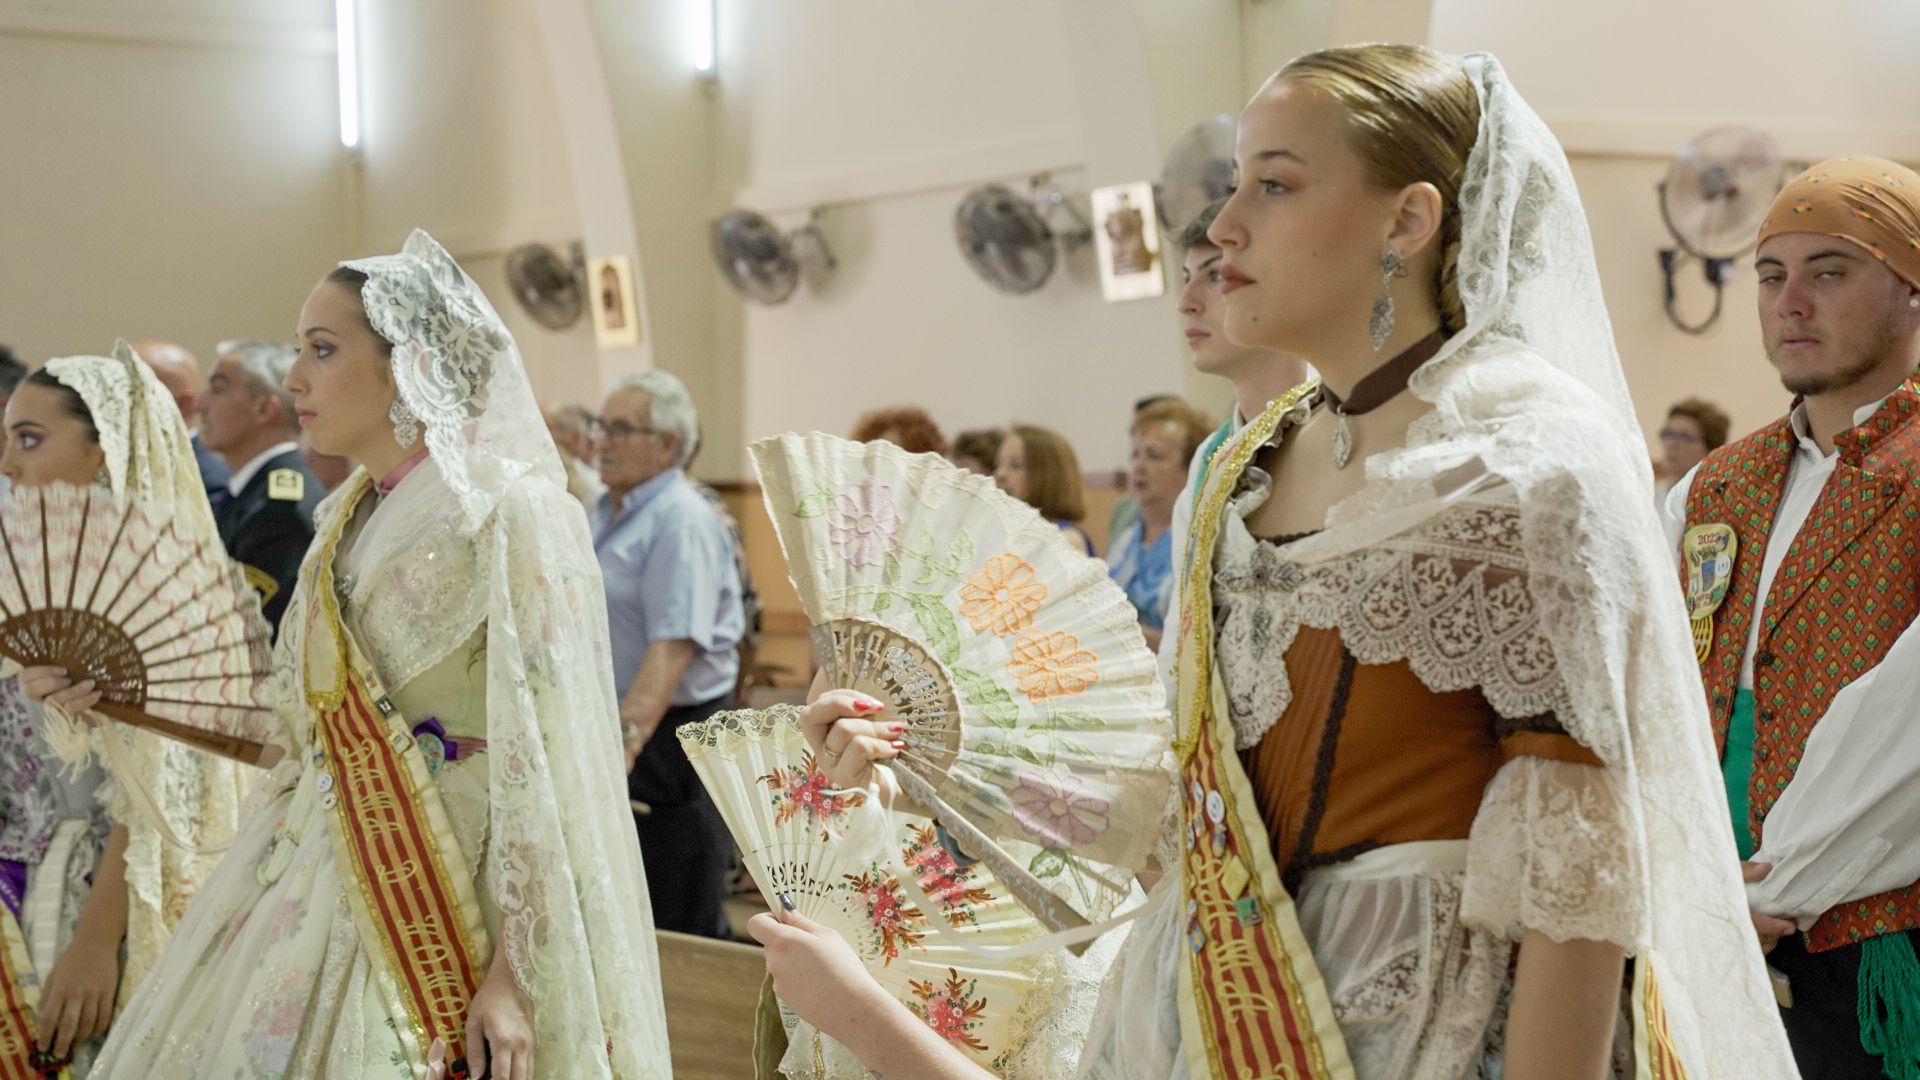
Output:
[
  {"xmin": 588, "ymin": 254, "xmax": 641, "ymax": 347},
  {"xmin": 1090, "ymin": 181, "xmax": 1166, "ymax": 302}
]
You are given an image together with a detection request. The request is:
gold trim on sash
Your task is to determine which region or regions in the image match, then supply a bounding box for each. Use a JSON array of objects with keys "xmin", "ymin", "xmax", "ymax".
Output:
[
  {"xmin": 0, "ymin": 905, "xmax": 64, "ymax": 1080},
  {"xmin": 1632, "ymin": 958, "xmax": 1691, "ymax": 1080},
  {"xmin": 1169, "ymin": 383, "xmax": 1356, "ymax": 1080},
  {"xmin": 303, "ymin": 478, "xmax": 491, "ymax": 1073}
]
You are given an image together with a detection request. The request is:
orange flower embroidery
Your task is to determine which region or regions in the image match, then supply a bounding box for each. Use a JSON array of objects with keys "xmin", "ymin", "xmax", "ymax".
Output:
[
  {"xmin": 1006, "ymin": 629, "xmax": 1099, "ymax": 701},
  {"xmin": 958, "ymin": 554, "xmax": 1049, "ymax": 635}
]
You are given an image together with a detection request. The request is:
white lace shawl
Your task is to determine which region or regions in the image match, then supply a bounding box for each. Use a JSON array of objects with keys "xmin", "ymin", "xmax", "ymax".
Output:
[
  {"xmin": 43, "ymin": 342, "xmax": 219, "ymax": 539},
  {"xmin": 301, "ymin": 229, "xmax": 670, "ymax": 1073},
  {"xmin": 38, "ymin": 342, "xmax": 252, "ymax": 1003},
  {"xmin": 1271, "ymin": 55, "xmax": 1792, "ymax": 1076}
]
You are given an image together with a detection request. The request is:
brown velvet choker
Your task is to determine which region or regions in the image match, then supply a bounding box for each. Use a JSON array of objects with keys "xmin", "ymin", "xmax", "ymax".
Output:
[{"xmin": 1322, "ymin": 329, "xmax": 1446, "ymax": 468}]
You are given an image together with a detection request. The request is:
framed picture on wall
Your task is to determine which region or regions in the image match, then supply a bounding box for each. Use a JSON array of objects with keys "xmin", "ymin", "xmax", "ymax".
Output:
[
  {"xmin": 588, "ymin": 254, "xmax": 642, "ymax": 348},
  {"xmin": 1090, "ymin": 181, "xmax": 1166, "ymax": 303}
]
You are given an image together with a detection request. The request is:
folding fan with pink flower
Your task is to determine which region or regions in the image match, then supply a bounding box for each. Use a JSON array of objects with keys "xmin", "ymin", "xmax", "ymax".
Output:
[
  {"xmin": 751, "ymin": 433, "xmax": 1173, "ymax": 934},
  {"xmin": 677, "ymin": 706, "xmax": 1059, "ymax": 1076}
]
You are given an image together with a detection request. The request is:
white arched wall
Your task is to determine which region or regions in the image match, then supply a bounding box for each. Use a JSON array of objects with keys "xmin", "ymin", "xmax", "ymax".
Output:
[{"xmin": 528, "ymin": 0, "xmax": 649, "ymax": 387}]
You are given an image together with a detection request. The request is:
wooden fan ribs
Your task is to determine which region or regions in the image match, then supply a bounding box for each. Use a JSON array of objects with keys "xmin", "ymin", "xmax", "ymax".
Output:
[{"xmin": 0, "ymin": 487, "xmax": 271, "ymax": 764}]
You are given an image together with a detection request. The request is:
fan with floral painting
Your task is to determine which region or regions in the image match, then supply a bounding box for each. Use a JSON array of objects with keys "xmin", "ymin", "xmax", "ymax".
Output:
[
  {"xmin": 678, "ymin": 705, "xmax": 1058, "ymax": 1076},
  {"xmin": 750, "ymin": 433, "xmax": 1173, "ymax": 936}
]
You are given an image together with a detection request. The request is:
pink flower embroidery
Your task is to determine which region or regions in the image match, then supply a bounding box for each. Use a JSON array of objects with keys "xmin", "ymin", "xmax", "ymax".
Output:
[
  {"xmin": 759, "ymin": 752, "xmax": 867, "ymax": 841},
  {"xmin": 908, "ymin": 969, "xmax": 990, "ymax": 1051},
  {"xmin": 845, "ymin": 869, "xmax": 925, "ymax": 963},
  {"xmin": 904, "ymin": 824, "xmax": 993, "ymax": 927},
  {"xmin": 827, "ymin": 477, "xmax": 903, "ymax": 568},
  {"xmin": 1009, "ymin": 770, "xmax": 1110, "ymax": 848}
]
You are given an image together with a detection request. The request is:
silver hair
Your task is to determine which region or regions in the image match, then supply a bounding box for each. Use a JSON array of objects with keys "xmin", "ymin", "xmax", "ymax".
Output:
[
  {"xmin": 612, "ymin": 369, "xmax": 699, "ymax": 468},
  {"xmin": 216, "ymin": 340, "xmax": 299, "ymax": 431}
]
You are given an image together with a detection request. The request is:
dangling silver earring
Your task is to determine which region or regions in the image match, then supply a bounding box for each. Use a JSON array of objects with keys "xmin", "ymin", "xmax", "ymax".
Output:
[
  {"xmin": 389, "ymin": 398, "xmax": 420, "ymax": 449},
  {"xmin": 1370, "ymin": 249, "xmax": 1408, "ymax": 351}
]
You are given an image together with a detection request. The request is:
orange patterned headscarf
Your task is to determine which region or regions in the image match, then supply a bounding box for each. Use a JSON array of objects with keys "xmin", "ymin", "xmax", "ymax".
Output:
[{"xmin": 1756, "ymin": 156, "xmax": 1920, "ymax": 289}]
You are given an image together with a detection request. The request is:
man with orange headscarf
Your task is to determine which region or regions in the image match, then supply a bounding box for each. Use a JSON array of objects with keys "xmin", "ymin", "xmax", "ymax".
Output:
[{"xmin": 1664, "ymin": 157, "xmax": 1920, "ymax": 1079}]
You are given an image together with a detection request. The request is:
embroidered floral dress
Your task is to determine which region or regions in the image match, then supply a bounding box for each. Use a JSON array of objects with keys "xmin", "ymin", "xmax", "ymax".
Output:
[
  {"xmin": 90, "ymin": 454, "xmax": 671, "ymax": 1079},
  {"xmin": 91, "ymin": 230, "xmax": 671, "ymax": 1080},
  {"xmin": 0, "ymin": 678, "xmax": 111, "ymax": 1073}
]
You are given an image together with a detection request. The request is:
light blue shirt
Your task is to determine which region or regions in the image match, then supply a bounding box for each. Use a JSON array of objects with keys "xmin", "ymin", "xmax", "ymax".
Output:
[
  {"xmin": 1106, "ymin": 517, "xmax": 1174, "ymax": 630},
  {"xmin": 593, "ymin": 468, "xmax": 744, "ymax": 707}
]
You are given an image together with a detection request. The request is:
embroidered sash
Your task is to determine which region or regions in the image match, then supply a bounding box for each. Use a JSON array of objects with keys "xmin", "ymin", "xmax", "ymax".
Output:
[
  {"xmin": 0, "ymin": 906, "xmax": 62, "ymax": 1080},
  {"xmin": 1169, "ymin": 383, "xmax": 1355, "ymax": 1080},
  {"xmin": 302, "ymin": 477, "xmax": 490, "ymax": 1072},
  {"xmin": 1631, "ymin": 958, "xmax": 1691, "ymax": 1080}
]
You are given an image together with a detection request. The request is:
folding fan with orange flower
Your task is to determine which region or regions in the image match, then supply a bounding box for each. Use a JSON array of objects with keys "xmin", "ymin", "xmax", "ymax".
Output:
[{"xmin": 751, "ymin": 433, "xmax": 1173, "ymax": 935}]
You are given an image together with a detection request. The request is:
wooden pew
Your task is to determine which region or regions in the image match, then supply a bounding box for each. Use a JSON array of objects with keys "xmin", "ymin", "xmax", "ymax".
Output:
[{"xmin": 658, "ymin": 930, "xmax": 768, "ymax": 1079}]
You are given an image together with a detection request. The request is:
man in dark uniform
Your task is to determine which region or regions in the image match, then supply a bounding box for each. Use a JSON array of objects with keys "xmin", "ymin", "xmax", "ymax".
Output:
[{"xmin": 198, "ymin": 340, "xmax": 321, "ymax": 634}]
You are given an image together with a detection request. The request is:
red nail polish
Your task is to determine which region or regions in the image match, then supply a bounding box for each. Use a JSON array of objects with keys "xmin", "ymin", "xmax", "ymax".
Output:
[
  {"xmin": 888, "ymin": 722, "xmax": 908, "ymax": 733},
  {"xmin": 854, "ymin": 699, "xmax": 884, "ymax": 714},
  {"xmin": 890, "ymin": 739, "xmax": 907, "ymax": 751}
]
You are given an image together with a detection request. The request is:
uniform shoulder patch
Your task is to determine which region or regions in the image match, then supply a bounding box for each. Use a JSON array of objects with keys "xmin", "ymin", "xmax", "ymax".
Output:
[
  {"xmin": 242, "ymin": 564, "xmax": 280, "ymax": 605},
  {"xmin": 267, "ymin": 469, "xmax": 305, "ymax": 502}
]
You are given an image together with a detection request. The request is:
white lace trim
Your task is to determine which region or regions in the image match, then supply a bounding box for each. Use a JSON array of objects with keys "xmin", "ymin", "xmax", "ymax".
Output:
[
  {"xmin": 1213, "ymin": 487, "xmax": 1570, "ymax": 750},
  {"xmin": 1460, "ymin": 756, "xmax": 1649, "ymax": 948}
]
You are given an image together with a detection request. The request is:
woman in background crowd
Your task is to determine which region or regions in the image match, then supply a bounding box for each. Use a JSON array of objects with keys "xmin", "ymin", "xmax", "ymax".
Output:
[
  {"xmin": 1107, "ymin": 397, "xmax": 1213, "ymax": 650},
  {"xmin": 994, "ymin": 422, "xmax": 1094, "ymax": 554}
]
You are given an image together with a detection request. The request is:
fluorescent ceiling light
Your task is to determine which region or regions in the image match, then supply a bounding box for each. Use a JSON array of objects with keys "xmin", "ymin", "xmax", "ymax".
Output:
[
  {"xmin": 336, "ymin": 0, "xmax": 360, "ymax": 148},
  {"xmin": 693, "ymin": 0, "xmax": 717, "ymax": 75}
]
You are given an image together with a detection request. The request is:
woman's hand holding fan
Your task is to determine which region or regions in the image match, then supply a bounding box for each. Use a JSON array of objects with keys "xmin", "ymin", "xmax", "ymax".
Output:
[
  {"xmin": 0, "ymin": 483, "xmax": 275, "ymax": 764},
  {"xmin": 802, "ymin": 687, "xmax": 919, "ymax": 805}
]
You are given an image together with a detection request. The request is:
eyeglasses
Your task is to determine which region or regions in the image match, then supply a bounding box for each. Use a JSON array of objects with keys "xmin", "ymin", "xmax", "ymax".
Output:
[{"xmin": 601, "ymin": 420, "xmax": 663, "ymax": 442}]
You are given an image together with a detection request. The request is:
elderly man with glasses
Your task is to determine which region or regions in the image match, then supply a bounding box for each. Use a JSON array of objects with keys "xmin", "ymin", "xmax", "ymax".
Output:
[{"xmin": 593, "ymin": 369, "xmax": 744, "ymax": 939}]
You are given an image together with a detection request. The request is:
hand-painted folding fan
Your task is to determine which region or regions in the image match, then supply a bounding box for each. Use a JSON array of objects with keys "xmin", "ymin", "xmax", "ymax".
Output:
[
  {"xmin": 751, "ymin": 433, "xmax": 1173, "ymax": 935},
  {"xmin": 679, "ymin": 705, "xmax": 1059, "ymax": 1076},
  {"xmin": 0, "ymin": 483, "xmax": 274, "ymax": 763}
]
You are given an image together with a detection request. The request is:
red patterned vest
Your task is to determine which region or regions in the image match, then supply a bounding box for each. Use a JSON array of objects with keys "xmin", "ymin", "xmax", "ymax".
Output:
[{"xmin": 1685, "ymin": 380, "xmax": 1920, "ymax": 952}]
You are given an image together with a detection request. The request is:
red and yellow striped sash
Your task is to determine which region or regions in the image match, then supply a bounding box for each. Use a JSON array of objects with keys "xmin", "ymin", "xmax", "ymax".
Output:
[
  {"xmin": 0, "ymin": 906, "xmax": 64, "ymax": 1080},
  {"xmin": 1171, "ymin": 385, "xmax": 1353, "ymax": 1080},
  {"xmin": 1633, "ymin": 959, "xmax": 1691, "ymax": 1080},
  {"xmin": 302, "ymin": 476, "xmax": 490, "ymax": 1072}
]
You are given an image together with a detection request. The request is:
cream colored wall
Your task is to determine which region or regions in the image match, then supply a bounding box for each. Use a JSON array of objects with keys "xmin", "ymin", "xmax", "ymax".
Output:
[
  {"xmin": 354, "ymin": 0, "xmax": 611, "ymax": 407},
  {"xmin": 714, "ymin": 0, "xmax": 1224, "ymax": 481},
  {"xmin": 0, "ymin": 0, "xmax": 343, "ymax": 367},
  {"xmin": 585, "ymin": 0, "xmax": 735, "ymax": 475}
]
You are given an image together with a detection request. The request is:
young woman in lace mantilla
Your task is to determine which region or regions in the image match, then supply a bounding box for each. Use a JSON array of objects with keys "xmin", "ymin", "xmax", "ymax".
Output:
[
  {"xmin": 6, "ymin": 346, "xmax": 256, "ymax": 1075},
  {"xmin": 83, "ymin": 231, "xmax": 672, "ymax": 1080},
  {"xmin": 751, "ymin": 45, "xmax": 1797, "ymax": 1080}
]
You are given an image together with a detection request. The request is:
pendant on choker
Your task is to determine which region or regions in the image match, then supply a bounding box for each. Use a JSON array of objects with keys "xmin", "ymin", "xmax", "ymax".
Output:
[{"xmin": 1330, "ymin": 407, "xmax": 1355, "ymax": 470}]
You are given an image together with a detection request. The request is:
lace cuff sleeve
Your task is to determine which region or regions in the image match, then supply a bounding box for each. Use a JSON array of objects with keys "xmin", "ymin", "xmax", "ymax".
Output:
[{"xmin": 1461, "ymin": 756, "xmax": 1648, "ymax": 947}]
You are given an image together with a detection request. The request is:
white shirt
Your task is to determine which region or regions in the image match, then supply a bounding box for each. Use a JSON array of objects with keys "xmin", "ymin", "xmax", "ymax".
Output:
[
  {"xmin": 225, "ymin": 441, "xmax": 300, "ymax": 497},
  {"xmin": 1662, "ymin": 395, "xmax": 1918, "ymax": 925}
]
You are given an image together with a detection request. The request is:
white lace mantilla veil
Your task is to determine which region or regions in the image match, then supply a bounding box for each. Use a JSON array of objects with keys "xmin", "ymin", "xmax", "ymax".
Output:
[
  {"xmin": 37, "ymin": 341, "xmax": 252, "ymax": 1003},
  {"xmin": 1277, "ymin": 55, "xmax": 1793, "ymax": 1074},
  {"xmin": 327, "ymin": 229, "xmax": 671, "ymax": 1075}
]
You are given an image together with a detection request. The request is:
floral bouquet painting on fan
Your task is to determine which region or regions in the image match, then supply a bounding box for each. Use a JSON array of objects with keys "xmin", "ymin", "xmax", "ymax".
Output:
[
  {"xmin": 753, "ymin": 432, "xmax": 1173, "ymax": 934},
  {"xmin": 679, "ymin": 706, "xmax": 1059, "ymax": 1076}
]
